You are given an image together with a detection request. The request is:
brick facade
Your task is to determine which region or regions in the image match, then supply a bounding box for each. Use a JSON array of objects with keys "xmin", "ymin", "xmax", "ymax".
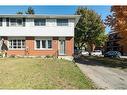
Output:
[
  {"xmin": 66, "ymin": 37, "xmax": 74, "ymax": 56},
  {"xmin": 5, "ymin": 37, "xmax": 73, "ymax": 57}
]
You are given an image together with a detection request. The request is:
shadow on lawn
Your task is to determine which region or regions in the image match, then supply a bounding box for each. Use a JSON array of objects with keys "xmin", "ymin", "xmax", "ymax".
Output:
[{"xmin": 74, "ymin": 56, "xmax": 127, "ymax": 70}]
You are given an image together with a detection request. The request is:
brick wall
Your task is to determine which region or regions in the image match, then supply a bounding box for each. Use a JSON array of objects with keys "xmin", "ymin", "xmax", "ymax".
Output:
[
  {"xmin": 6, "ymin": 37, "xmax": 73, "ymax": 56},
  {"xmin": 66, "ymin": 37, "xmax": 74, "ymax": 56}
]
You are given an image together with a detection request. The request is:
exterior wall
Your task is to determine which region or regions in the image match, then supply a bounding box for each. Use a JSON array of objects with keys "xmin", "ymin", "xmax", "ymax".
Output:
[
  {"xmin": 0, "ymin": 18, "xmax": 75, "ymax": 37},
  {"xmin": 6, "ymin": 37, "xmax": 74, "ymax": 56},
  {"xmin": 66, "ymin": 37, "xmax": 74, "ymax": 56},
  {"xmin": 7, "ymin": 50, "xmax": 26, "ymax": 56},
  {"xmin": 25, "ymin": 37, "xmax": 57, "ymax": 56},
  {"xmin": 0, "ymin": 15, "xmax": 78, "ymax": 57},
  {"xmin": 0, "ymin": 27, "xmax": 74, "ymax": 37}
]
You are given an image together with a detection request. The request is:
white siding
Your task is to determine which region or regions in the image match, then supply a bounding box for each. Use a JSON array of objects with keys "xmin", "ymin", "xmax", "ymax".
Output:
[
  {"xmin": 0, "ymin": 18, "xmax": 75, "ymax": 37},
  {"xmin": 68, "ymin": 19, "xmax": 75, "ymax": 27},
  {"xmin": 0, "ymin": 26, "xmax": 74, "ymax": 36}
]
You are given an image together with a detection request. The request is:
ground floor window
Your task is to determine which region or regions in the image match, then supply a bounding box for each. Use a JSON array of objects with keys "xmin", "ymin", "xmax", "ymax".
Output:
[
  {"xmin": 9, "ymin": 39, "xmax": 25, "ymax": 49},
  {"xmin": 35, "ymin": 38, "xmax": 52, "ymax": 49}
]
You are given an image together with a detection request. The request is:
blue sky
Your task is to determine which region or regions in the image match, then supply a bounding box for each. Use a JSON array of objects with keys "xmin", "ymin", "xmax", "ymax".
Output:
[{"xmin": 0, "ymin": 6, "xmax": 111, "ymax": 33}]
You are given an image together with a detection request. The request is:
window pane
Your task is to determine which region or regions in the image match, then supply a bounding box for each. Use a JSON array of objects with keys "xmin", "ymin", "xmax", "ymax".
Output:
[
  {"xmin": 57, "ymin": 19, "xmax": 68, "ymax": 26},
  {"xmin": 6, "ymin": 18, "xmax": 9, "ymax": 26},
  {"xmin": 10, "ymin": 18, "xmax": 23, "ymax": 26},
  {"xmin": 13, "ymin": 40, "xmax": 16, "ymax": 45},
  {"xmin": 10, "ymin": 18, "xmax": 16, "ymax": 22},
  {"xmin": 48, "ymin": 40, "xmax": 52, "ymax": 48},
  {"xmin": 42, "ymin": 40, "xmax": 46, "ymax": 48},
  {"xmin": 0, "ymin": 18, "xmax": 2, "ymax": 26},
  {"xmin": 9, "ymin": 40, "xmax": 12, "ymax": 48},
  {"xmin": 34, "ymin": 19, "xmax": 46, "ymax": 26},
  {"xmin": 17, "ymin": 40, "xmax": 21, "ymax": 48},
  {"xmin": 13, "ymin": 40, "xmax": 17, "ymax": 48},
  {"xmin": 18, "ymin": 40, "xmax": 21, "ymax": 45},
  {"xmin": 17, "ymin": 19, "xmax": 22, "ymax": 26},
  {"xmin": 23, "ymin": 18, "xmax": 25, "ymax": 27},
  {"xmin": 36, "ymin": 40, "xmax": 40, "ymax": 48},
  {"xmin": 22, "ymin": 40, "xmax": 25, "ymax": 48},
  {"xmin": 10, "ymin": 18, "xmax": 16, "ymax": 26}
]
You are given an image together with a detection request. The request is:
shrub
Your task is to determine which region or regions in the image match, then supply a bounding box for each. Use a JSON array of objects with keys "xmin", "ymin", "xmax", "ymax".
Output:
[
  {"xmin": 44, "ymin": 55, "xmax": 56, "ymax": 59},
  {"xmin": 0, "ymin": 53, "xmax": 3, "ymax": 57},
  {"xmin": 9, "ymin": 54, "xmax": 16, "ymax": 58}
]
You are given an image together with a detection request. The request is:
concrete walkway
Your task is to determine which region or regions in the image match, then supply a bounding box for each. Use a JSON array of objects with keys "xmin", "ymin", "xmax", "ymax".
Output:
[{"xmin": 76, "ymin": 60, "xmax": 127, "ymax": 89}]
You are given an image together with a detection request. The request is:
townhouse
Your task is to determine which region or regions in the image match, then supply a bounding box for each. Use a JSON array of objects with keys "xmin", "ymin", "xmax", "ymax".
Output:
[{"xmin": 0, "ymin": 14, "xmax": 80, "ymax": 58}]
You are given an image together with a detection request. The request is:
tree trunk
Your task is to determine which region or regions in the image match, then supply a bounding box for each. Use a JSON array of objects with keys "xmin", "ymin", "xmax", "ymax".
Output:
[
  {"xmin": 90, "ymin": 43, "xmax": 95, "ymax": 52},
  {"xmin": 89, "ymin": 43, "xmax": 96, "ymax": 55}
]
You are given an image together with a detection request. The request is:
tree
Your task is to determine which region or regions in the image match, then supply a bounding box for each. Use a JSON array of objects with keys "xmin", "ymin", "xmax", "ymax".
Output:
[
  {"xmin": 25, "ymin": 7, "xmax": 35, "ymax": 14},
  {"xmin": 105, "ymin": 6, "xmax": 127, "ymax": 46},
  {"xmin": 75, "ymin": 7, "xmax": 106, "ymax": 52},
  {"xmin": 16, "ymin": 11, "xmax": 23, "ymax": 14},
  {"xmin": 95, "ymin": 33, "xmax": 108, "ymax": 47}
]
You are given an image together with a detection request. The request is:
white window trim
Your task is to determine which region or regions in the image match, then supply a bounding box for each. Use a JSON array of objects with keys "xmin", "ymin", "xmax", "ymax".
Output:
[
  {"xmin": 34, "ymin": 37, "xmax": 53, "ymax": 50},
  {"xmin": 7, "ymin": 37, "xmax": 26, "ymax": 50},
  {"xmin": 59, "ymin": 37, "xmax": 65, "ymax": 40}
]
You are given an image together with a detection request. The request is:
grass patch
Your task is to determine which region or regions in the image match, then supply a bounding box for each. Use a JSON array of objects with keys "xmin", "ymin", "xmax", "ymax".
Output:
[
  {"xmin": 0, "ymin": 58, "xmax": 95, "ymax": 89},
  {"xmin": 81, "ymin": 56, "xmax": 127, "ymax": 71}
]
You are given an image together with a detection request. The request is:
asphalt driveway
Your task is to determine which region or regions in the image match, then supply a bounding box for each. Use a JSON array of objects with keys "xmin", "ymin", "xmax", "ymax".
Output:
[{"xmin": 76, "ymin": 59, "xmax": 127, "ymax": 89}]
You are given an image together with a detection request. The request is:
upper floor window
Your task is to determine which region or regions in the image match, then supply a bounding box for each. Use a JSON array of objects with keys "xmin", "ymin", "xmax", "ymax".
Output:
[
  {"xmin": 34, "ymin": 19, "xmax": 46, "ymax": 26},
  {"xmin": 10, "ymin": 18, "xmax": 23, "ymax": 26},
  {"xmin": 0, "ymin": 18, "xmax": 2, "ymax": 26},
  {"xmin": 57, "ymin": 19, "xmax": 68, "ymax": 26}
]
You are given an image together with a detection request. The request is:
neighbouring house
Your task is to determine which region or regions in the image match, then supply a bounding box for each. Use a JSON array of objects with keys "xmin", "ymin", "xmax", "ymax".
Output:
[{"xmin": 0, "ymin": 14, "xmax": 80, "ymax": 58}]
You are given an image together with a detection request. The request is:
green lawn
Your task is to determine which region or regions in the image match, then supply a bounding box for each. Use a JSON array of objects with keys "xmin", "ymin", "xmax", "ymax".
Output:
[
  {"xmin": 0, "ymin": 58, "xmax": 95, "ymax": 89},
  {"xmin": 81, "ymin": 56, "xmax": 127, "ymax": 71}
]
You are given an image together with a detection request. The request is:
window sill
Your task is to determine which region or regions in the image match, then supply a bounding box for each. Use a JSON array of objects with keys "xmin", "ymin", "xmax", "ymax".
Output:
[
  {"xmin": 9, "ymin": 48, "xmax": 26, "ymax": 50},
  {"xmin": 35, "ymin": 48, "xmax": 53, "ymax": 50},
  {"xmin": 59, "ymin": 54, "xmax": 66, "ymax": 56},
  {"xmin": 8, "ymin": 26, "xmax": 24, "ymax": 27}
]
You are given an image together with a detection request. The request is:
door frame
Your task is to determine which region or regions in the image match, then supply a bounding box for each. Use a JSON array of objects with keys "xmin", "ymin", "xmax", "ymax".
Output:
[{"xmin": 58, "ymin": 37, "xmax": 66, "ymax": 55}]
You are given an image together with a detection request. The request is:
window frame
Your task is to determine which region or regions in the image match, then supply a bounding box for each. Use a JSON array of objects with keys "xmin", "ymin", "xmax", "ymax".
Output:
[
  {"xmin": 8, "ymin": 37, "xmax": 26, "ymax": 50},
  {"xmin": 35, "ymin": 37, "xmax": 52, "ymax": 50},
  {"xmin": 17, "ymin": 19, "xmax": 23, "ymax": 26},
  {"xmin": 34, "ymin": 19, "xmax": 46, "ymax": 26},
  {"xmin": 9, "ymin": 18, "xmax": 23, "ymax": 27},
  {"xmin": 57, "ymin": 19, "xmax": 68, "ymax": 26}
]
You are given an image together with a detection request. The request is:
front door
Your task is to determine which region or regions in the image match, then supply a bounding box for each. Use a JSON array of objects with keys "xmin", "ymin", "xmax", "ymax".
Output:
[{"xmin": 59, "ymin": 39, "xmax": 65, "ymax": 55}]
